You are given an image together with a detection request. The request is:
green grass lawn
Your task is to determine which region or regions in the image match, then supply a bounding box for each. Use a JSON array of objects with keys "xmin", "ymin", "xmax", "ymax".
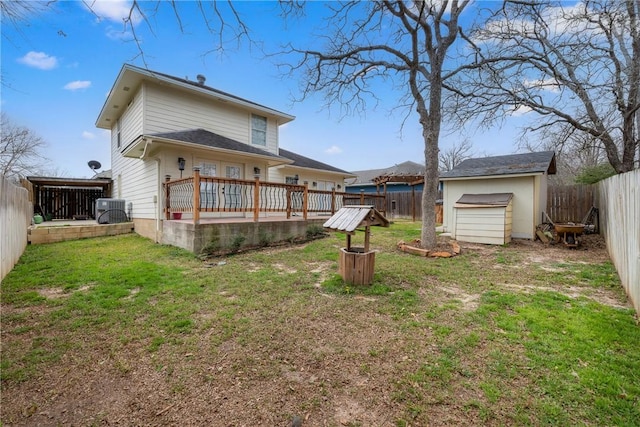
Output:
[{"xmin": 1, "ymin": 220, "xmax": 638, "ymax": 426}]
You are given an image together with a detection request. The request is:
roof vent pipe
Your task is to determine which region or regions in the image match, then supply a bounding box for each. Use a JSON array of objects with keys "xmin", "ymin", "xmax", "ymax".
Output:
[{"xmin": 196, "ymin": 74, "xmax": 206, "ymax": 85}]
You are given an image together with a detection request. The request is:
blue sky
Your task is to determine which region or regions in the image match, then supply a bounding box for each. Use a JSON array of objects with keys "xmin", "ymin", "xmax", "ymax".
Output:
[{"xmin": 1, "ymin": 1, "xmax": 529, "ymax": 178}]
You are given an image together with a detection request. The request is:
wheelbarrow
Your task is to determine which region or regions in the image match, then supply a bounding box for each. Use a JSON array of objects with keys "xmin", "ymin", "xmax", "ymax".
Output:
[{"xmin": 554, "ymin": 223, "xmax": 585, "ymax": 248}]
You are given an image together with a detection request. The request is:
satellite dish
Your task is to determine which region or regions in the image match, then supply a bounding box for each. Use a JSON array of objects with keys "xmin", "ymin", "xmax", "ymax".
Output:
[
  {"xmin": 88, "ymin": 160, "xmax": 102, "ymax": 171},
  {"xmin": 88, "ymin": 160, "xmax": 102, "ymax": 176}
]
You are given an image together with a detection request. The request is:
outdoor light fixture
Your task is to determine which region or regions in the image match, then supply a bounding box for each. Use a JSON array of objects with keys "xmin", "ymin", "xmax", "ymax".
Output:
[
  {"xmin": 253, "ymin": 167, "xmax": 261, "ymax": 176},
  {"xmin": 337, "ymin": 184, "xmax": 342, "ymax": 190},
  {"xmin": 312, "ymin": 182, "xmax": 317, "ymax": 187},
  {"xmin": 294, "ymin": 174, "xmax": 299, "ymax": 181},
  {"xmin": 178, "ymin": 157, "xmax": 186, "ymax": 178}
]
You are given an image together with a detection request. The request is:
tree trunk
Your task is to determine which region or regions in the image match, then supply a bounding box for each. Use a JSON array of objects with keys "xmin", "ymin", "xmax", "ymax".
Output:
[{"xmin": 419, "ymin": 77, "xmax": 443, "ymax": 249}]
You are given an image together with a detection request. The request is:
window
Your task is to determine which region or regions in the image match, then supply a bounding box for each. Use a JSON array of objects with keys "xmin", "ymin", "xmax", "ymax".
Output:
[
  {"xmin": 251, "ymin": 114, "xmax": 267, "ymax": 146},
  {"xmin": 285, "ymin": 176, "xmax": 299, "ymax": 185},
  {"xmin": 199, "ymin": 162, "xmax": 217, "ymax": 209}
]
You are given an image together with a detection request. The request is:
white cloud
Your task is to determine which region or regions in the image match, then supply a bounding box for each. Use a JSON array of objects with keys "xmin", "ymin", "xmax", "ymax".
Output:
[
  {"xmin": 523, "ymin": 78, "xmax": 560, "ymax": 93},
  {"xmin": 64, "ymin": 80, "xmax": 92, "ymax": 91},
  {"xmin": 325, "ymin": 145, "xmax": 343, "ymax": 155},
  {"xmin": 17, "ymin": 51, "xmax": 58, "ymax": 70},
  {"xmin": 510, "ymin": 105, "xmax": 533, "ymax": 117},
  {"xmin": 82, "ymin": 131, "xmax": 96, "ymax": 139},
  {"xmin": 86, "ymin": 0, "xmax": 142, "ymax": 25}
]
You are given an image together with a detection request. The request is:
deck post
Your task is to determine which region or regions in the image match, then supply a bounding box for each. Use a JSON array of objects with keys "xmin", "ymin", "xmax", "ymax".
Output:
[
  {"xmin": 164, "ymin": 175, "xmax": 171, "ymax": 220},
  {"xmin": 303, "ymin": 183, "xmax": 308, "ymax": 220},
  {"xmin": 331, "ymin": 187, "xmax": 336, "ymax": 214},
  {"xmin": 286, "ymin": 188, "xmax": 292, "ymax": 219},
  {"xmin": 254, "ymin": 177, "xmax": 260, "ymax": 222},
  {"xmin": 193, "ymin": 168, "xmax": 201, "ymax": 224}
]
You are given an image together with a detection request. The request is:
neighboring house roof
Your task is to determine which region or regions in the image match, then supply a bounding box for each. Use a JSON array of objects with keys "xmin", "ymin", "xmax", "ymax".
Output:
[
  {"xmin": 148, "ymin": 129, "xmax": 291, "ymax": 162},
  {"xmin": 278, "ymin": 148, "xmax": 355, "ymax": 177},
  {"xmin": 96, "ymin": 64, "xmax": 295, "ymax": 129},
  {"xmin": 347, "ymin": 161, "xmax": 425, "ymax": 186},
  {"xmin": 440, "ymin": 151, "xmax": 556, "ymax": 179},
  {"xmin": 93, "ymin": 169, "xmax": 112, "ymax": 179}
]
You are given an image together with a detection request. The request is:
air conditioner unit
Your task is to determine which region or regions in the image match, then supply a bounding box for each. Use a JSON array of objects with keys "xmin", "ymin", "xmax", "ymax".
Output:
[{"xmin": 96, "ymin": 198, "xmax": 127, "ymax": 224}]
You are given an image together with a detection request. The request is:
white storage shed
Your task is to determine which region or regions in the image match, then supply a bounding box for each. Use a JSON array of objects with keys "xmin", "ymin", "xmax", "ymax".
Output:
[{"xmin": 440, "ymin": 151, "xmax": 556, "ymax": 241}]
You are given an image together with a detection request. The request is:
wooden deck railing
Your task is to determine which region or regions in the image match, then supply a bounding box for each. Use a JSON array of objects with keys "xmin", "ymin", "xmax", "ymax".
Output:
[{"xmin": 164, "ymin": 168, "xmax": 381, "ymax": 223}]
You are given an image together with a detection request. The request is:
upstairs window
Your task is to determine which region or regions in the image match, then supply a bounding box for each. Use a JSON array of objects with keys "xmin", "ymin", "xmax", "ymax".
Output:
[{"xmin": 251, "ymin": 114, "xmax": 267, "ymax": 146}]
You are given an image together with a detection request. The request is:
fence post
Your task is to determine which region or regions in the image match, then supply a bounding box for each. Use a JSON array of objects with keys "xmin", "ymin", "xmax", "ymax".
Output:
[
  {"xmin": 164, "ymin": 175, "xmax": 171, "ymax": 220},
  {"xmin": 254, "ymin": 177, "xmax": 260, "ymax": 222},
  {"xmin": 193, "ymin": 168, "xmax": 201, "ymax": 224},
  {"xmin": 360, "ymin": 189, "xmax": 365, "ymax": 205}
]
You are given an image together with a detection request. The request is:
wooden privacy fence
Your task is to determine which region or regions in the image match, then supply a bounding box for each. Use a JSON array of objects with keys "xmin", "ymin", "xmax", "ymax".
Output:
[
  {"xmin": 546, "ymin": 185, "xmax": 595, "ymax": 223},
  {"xmin": 385, "ymin": 191, "xmax": 443, "ymax": 222},
  {"xmin": 596, "ymin": 169, "xmax": 639, "ymax": 315},
  {"xmin": 1, "ymin": 176, "xmax": 32, "ymax": 281}
]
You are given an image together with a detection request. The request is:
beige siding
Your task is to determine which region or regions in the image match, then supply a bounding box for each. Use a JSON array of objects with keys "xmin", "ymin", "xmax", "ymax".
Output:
[
  {"xmin": 269, "ymin": 166, "xmax": 347, "ymax": 190},
  {"xmin": 143, "ymin": 83, "xmax": 279, "ymax": 154},
  {"xmin": 453, "ymin": 204, "xmax": 512, "ymax": 245},
  {"xmin": 443, "ymin": 176, "xmax": 537, "ymax": 239},
  {"xmin": 111, "ymin": 121, "xmax": 160, "ymax": 224},
  {"xmin": 119, "ymin": 88, "xmax": 144, "ymax": 150}
]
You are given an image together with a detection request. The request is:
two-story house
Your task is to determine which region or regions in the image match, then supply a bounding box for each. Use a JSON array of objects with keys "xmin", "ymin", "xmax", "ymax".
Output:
[{"xmin": 96, "ymin": 64, "xmax": 354, "ymax": 250}]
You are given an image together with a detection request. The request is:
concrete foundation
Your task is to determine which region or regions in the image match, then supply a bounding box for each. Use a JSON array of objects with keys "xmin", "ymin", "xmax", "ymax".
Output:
[
  {"xmin": 161, "ymin": 218, "xmax": 327, "ymax": 254},
  {"xmin": 28, "ymin": 221, "xmax": 134, "ymax": 244}
]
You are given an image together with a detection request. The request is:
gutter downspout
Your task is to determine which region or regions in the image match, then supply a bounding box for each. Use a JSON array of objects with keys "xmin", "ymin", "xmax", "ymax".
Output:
[{"xmin": 140, "ymin": 137, "xmax": 152, "ymax": 159}]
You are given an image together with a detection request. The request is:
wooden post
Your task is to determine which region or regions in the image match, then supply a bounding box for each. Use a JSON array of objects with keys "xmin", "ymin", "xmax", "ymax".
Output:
[
  {"xmin": 303, "ymin": 183, "xmax": 308, "ymax": 220},
  {"xmin": 254, "ymin": 177, "xmax": 260, "ymax": 222},
  {"xmin": 360, "ymin": 189, "xmax": 365, "ymax": 205},
  {"xmin": 286, "ymin": 187, "xmax": 292, "ymax": 219},
  {"xmin": 346, "ymin": 233, "xmax": 352, "ymax": 251},
  {"xmin": 412, "ymin": 186, "xmax": 416, "ymax": 222},
  {"xmin": 331, "ymin": 187, "xmax": 336, "ymax": 214},
  {"xmin": 364, "ymin": 226, "xmax": 370, "ymax": 252},
  {"xmin": 164, "ymin": 175, "xmax": 171, "ymax": 220},
  {"xmin": 193, "ymin": 168, "xmax": 200, "ymax": 224}
]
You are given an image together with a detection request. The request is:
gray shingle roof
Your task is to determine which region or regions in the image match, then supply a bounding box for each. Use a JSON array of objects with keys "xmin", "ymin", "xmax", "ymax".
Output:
[
  {"xmin": 278, "ymin": 148, "xmax": 354, "ymax": 175},
  {"xmin": 348, "ymin": 161, "xmax": 425, "ymax": 185},
  {"xmin": 149, "ymin": 129, "xmax": 288, "ymax": 160},
  {"xmin": 129, "ymin": 64, "xmax": 294, "ymax": 120},
  {"xmin": 440, "ymin": 151, "xmax": 556, "ymax": 179}
]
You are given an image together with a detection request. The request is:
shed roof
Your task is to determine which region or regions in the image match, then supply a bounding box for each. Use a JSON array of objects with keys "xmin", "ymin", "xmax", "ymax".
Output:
[
  {"xmin": 440, "ymin": 151, "xmax": 556, "ymax": 179},
  {"xmin": 26, "ymin": 176, "xmax": 112, "ymax": 189},
  {"xmin": 323, "ymin": 205, "xmax": 389, "ymax": 234},
  {"xmin": 455, "ymin": 193, "xmax": 513, "ymax": 208}
]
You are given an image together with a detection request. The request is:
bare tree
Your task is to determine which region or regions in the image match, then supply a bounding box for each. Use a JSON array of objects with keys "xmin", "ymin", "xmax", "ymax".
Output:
[
  {"xmin": 0, "ymin": 113, "xmax": 49, "ymax": 181},
  {"xmin": 282, "ymin": 0, "xmax": 471, "ymax": 249},
  {"xmin": 439, "ymin": 139, "xmax": 474, "ymax": 172},
  {"xmin": 453, "ymin": 0, "xmax": 639, "ymax": 173}
]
